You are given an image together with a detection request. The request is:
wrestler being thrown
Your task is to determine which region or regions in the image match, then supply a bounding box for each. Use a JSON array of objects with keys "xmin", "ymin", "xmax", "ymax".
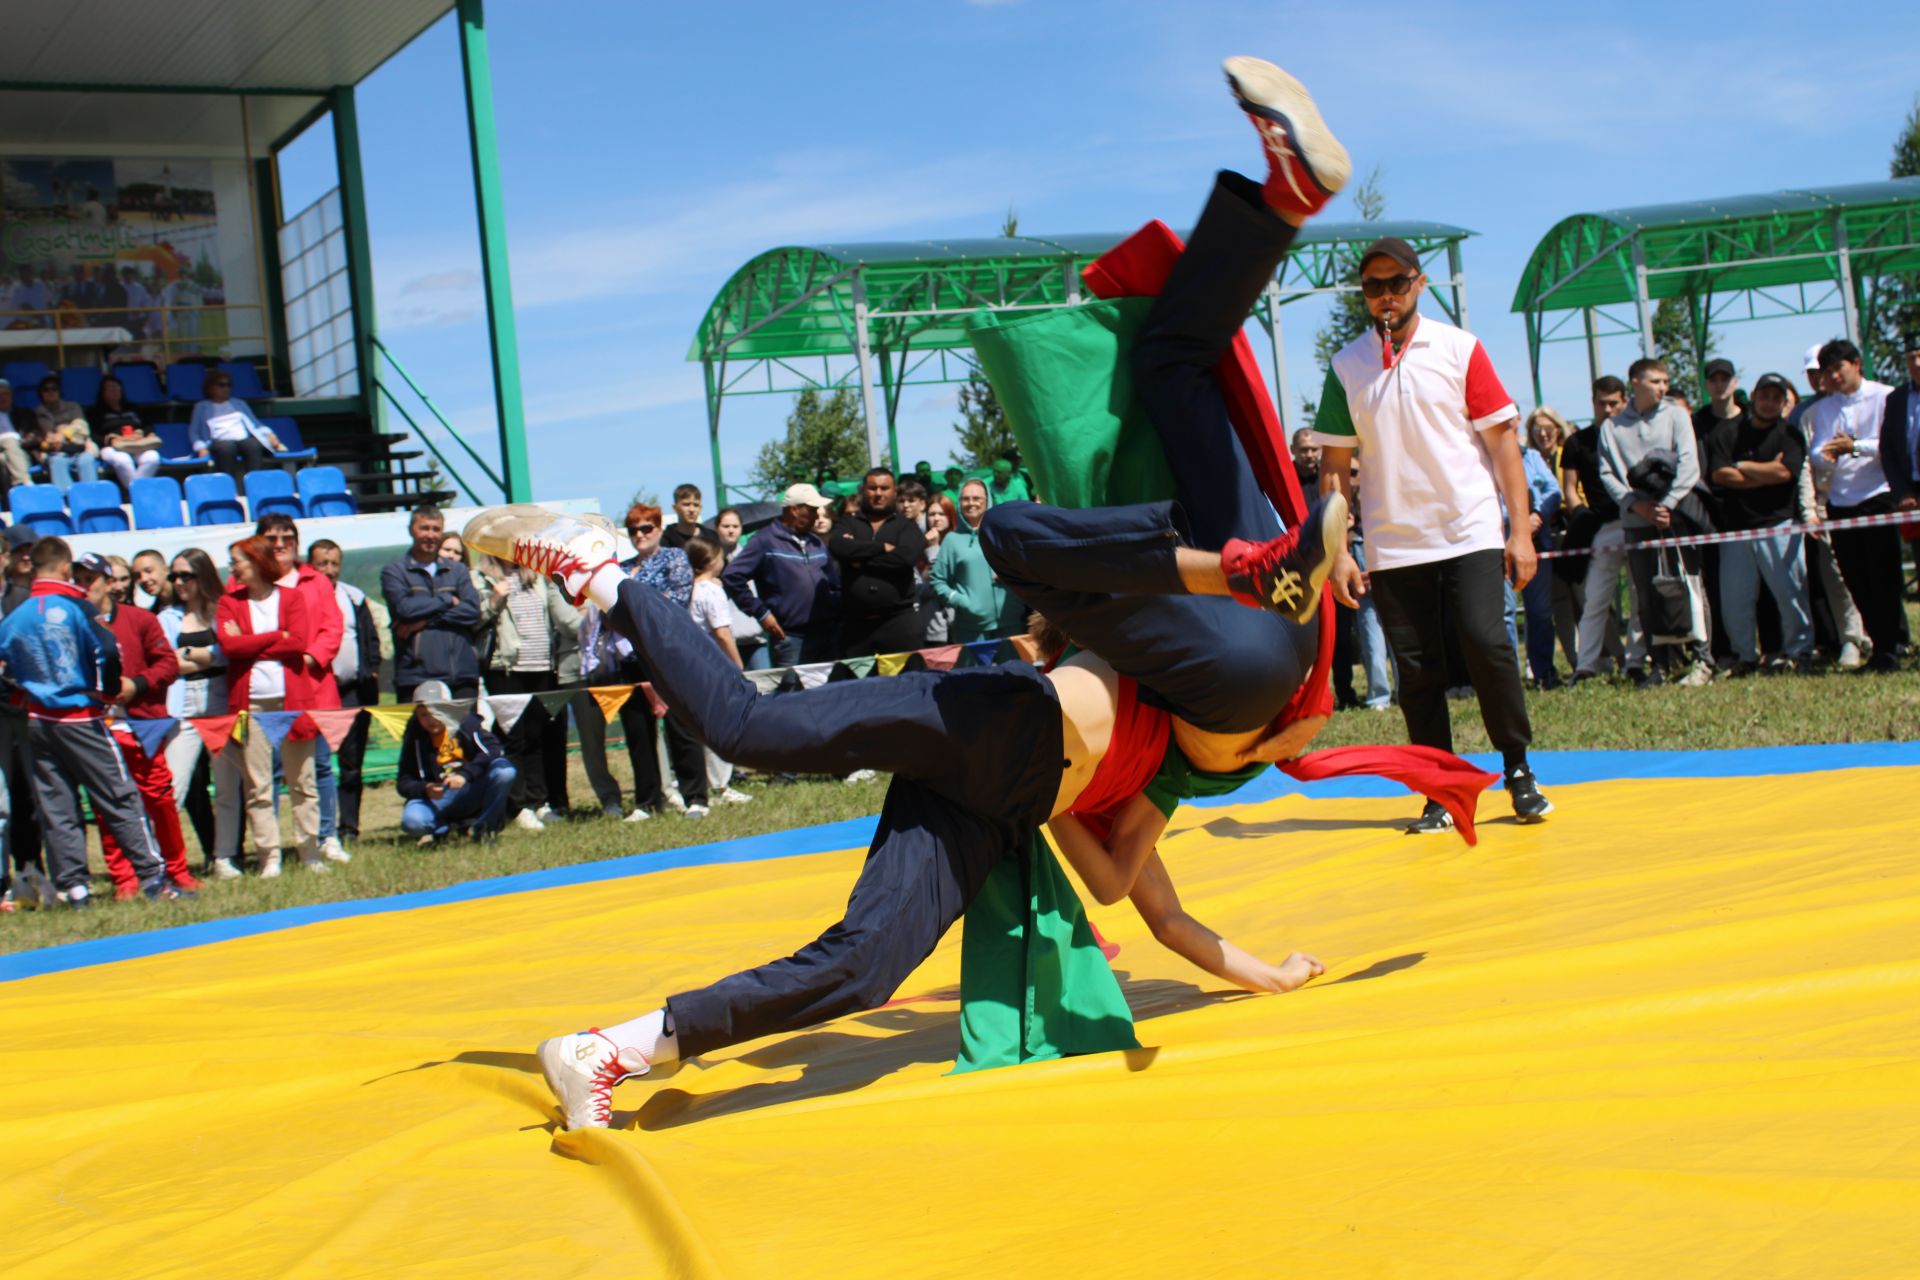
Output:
[{"xmin": 466, "ymin": 57, "xmax": 1358, "ymax": 1132}]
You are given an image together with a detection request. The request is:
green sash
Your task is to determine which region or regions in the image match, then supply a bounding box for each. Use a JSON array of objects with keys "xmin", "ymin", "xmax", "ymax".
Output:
[{"xmin": 951, "ymin": 299, "xmax": 1181, "ymax": 1073}]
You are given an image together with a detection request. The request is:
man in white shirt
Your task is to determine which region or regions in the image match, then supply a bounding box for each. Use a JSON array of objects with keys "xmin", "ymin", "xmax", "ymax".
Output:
[
  {"xmin": 1804, "ymin": 339, "xmax": 1902, "ymax": 671},
  {"xmin": 1311, "ymin": 237, "xmax": 1550, "ymax": 830}
]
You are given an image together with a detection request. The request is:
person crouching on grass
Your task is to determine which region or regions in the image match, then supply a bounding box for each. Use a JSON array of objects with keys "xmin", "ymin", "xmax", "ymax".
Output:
[{"xmin": 396, "ymin": 680, "xmax": 515, "ymax": 846}]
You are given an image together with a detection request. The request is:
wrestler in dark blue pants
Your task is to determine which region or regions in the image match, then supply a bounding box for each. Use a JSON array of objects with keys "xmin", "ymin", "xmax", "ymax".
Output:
[
  {"xmin": 594, "ymin": 578, "xmax": 1062, "ymax": 1057},
  {"xmin": 979, "ymin": 171, "xmax": 1318, "ymax": 735}
]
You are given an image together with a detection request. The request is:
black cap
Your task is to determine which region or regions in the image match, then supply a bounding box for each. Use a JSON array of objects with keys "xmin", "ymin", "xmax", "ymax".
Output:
[
  {"xmin": 1357, "ymin": 236, "xmax": 1420, "ymax": 273},
  {"xmin": 1752, "ymin": 372, "xmax": 1793, "ymax": 395},
  {"xmin": 3, "ymin": 524, "xmax": 35, "ymax": 550},
  {"xmin": 1703, "ymin": 358, "xmax": 1735, "ymax": 378},
  {"xmin": 1902, "ymin": 331, "xmax": 1920, "ymax": 354}
]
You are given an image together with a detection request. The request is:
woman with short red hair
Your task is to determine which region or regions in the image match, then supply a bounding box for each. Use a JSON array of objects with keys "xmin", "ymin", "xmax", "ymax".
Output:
[{"xmin": 214, "ymin": 535, "xmax": 325, "ymax": 876}]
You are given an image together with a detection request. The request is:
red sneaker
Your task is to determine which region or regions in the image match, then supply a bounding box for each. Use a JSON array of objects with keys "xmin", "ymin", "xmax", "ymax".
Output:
[
  {"xmin": 172, "ymin": 871, "xmax": 204, "ymax": 894},
  {"xmin": 113, "ymin": 881, "xmax": 141, "ymax": 902},
  {"xmin": 1221, "ymin": 492, "xmax": 1348, "ymax": 623},
  {"xmin": 1223, "ymin": 57, "xmax": 1351, "ymax": 220}
]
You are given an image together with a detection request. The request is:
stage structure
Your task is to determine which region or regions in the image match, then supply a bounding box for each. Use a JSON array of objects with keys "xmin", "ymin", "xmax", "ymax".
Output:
[
  {"xmin": 690, "ymin": 220, "xmax": 1475, "ymax": 505},
  {"xmin": 1512, "ymin": 179, "xmax": 1920, "ymax": 400},
  {"xmin": 0, "ymin": 0, "xmax": 530, "ymax": 506}
]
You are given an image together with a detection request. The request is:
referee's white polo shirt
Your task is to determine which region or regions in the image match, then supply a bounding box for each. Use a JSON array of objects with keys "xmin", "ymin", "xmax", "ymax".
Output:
[{"xmin": 1307, "ymin": 315, "xmax": 1519, "ymax": 571}]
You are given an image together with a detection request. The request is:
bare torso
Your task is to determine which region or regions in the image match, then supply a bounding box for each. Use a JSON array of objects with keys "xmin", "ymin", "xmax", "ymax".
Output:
[{"xmin": 1043, "ymin": 650, "xmax": 1121, "ymax": 818}]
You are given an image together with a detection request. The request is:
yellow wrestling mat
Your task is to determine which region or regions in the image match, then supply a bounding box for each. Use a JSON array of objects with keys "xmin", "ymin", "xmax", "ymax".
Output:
[{"xmin": 2, "ymin": 751, "xmax": 1917, "ymax": 1278}]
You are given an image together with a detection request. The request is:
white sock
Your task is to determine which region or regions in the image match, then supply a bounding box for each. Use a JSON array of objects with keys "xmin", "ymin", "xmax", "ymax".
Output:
[
  {"xmin": 584, "ymin": 563, "xmax": 626, "ymax": 612},
  {"xmin": 602, "ymin": 1008, "xmax": 679, "ymax": 1065}
]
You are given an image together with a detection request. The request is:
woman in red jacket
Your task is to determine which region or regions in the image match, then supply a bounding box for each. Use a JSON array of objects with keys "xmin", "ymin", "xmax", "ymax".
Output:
[{"xmin": 214, "ymin": 535, "xmax": 324, "ymax": 876}]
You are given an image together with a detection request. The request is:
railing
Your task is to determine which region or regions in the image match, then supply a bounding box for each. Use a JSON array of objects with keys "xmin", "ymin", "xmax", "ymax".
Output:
[
  {"xmin": 0, "ymin": 303, "xmax": 276, "ymax": 385},
  {"xmin": 369, "ymin": 334, "xmax": 504, "ymax": 504}
]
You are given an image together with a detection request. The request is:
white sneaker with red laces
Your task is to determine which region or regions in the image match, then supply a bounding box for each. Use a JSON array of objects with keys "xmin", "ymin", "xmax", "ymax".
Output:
[
  {"xmin": 1223, "ymin": 56, "xmax": 1351, "ymax": 220},
  {"xmin": 537, "ymin": 1029, "xmax": 651, "ymax": 1130},
  {"xmin": 463, "ymin": 506, "xmax": 622, "ymax": 607}
]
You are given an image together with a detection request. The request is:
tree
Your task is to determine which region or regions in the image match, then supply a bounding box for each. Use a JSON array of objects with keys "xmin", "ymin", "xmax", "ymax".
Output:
[
  {"xmin": 749, "ymin": 387, "xmax": 869, "ymax": 493},
  {"xmin": 1865, "ymin": 95, "xmax": 1920, "ymax": 379},
  {"xmin": 950, "ymin": 367, "xmax": 1016, "ymax": 468},
  {"xmin": 1311, "ymin": 167, "xmax": 1386, "ymax": 374},
  {"xmin": 1651, "ymin": 294, "xmax": 1719, "ymax": 405}
]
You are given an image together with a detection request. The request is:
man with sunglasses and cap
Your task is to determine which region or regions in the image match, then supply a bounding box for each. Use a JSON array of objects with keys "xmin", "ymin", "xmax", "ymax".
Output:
[{"xmin": 1308, "ymin": 235, "xmax": 1551, "ymax": 831}]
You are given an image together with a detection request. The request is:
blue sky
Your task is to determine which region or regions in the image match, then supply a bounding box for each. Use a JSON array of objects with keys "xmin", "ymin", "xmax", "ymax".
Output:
[{"xmin": 282, "ymin": 0, "xmax": 1920, "ymax": 516}]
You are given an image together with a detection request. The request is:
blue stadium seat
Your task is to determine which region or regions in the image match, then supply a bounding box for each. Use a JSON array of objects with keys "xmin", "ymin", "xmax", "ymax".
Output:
[
  {"xmin": 184, "ymin": 473, "xmax": 245, "ymax": 526},
  {"xmin": 59, "ymin": 366, "xmax": 103, "ymax": 406},
  {"xmin": 243, "ymin": 469, "xmax": 304, "ymax": 520},
  {"xmin": 153, "ymin": 421, "xmax": 210, "ymax": 471},
  {"xmin": 110, "ymin": 362, "xmax": 168, "ymax": 406},
  {"xmin": 3, "ymin": 360, "xmax": 50, "ymax": 390},
  {"xmin": 219, "ymin": 361, "xmax": 275, "ymax": 400},
  {"xmin": 165, "ymin": 362, "xmax": 206, "ymax": 404},
  {"xmin": 257, "ymin": 416, "xmax": 317, "ymax": 463},
  {"xmin": 8, "ymin": 483, "xmax": 74, "ymax": 535},
  {"xmin": 67, "ymin": 480, "xmax": 129, "ymax": 534},
  {"xmin": 130, "ymin": 476, "xmax": 185, "ymax": 530},
  {"xmin": 296, "ymin": 465, "xmax": 357, "ymax": 517}
]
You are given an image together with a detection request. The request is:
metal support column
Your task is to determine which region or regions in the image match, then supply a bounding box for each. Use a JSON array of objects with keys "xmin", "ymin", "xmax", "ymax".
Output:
[
  {"xmin": 877, "ymin": 345, "xmax": 901, "ymax": 471},
  {"xmin": 1630, "ymin": 237, "xmax": 1655, "ymax": 357},
  {"xmin": 329, "ymin": 86, "xmax": 380, "ymax": 425},
  {"xmin": 849, "ymin": 275, "xmax": 884, "ymax": 468},
  {"xmin": 1834, "ymin": 215, "xmax": 1864, "ymax": 363},
  {"xmin": 1261, "ymin": 281, "xmax": 1292, "ymax": 427},
  {"xmin": 1526, "ymin": 310, "xmax": 1543, "ymax": 406},
  {"xmin": 702, "ymin": 357, "xmax": 725, "ymax": 503},
  {"xmin": 1447, "ymin": 242, "xmax": 1468, "ymax": 331},
  {"xmin": 1685, "ymin": 292, "xmax": 1708, "ymax": 396},
  {"xmin": 457, "ymin": 0, "xmax": 533, "ymax": 502},
  {"xmin": 1582, "ymin": 307, "xmax": 1602, "ymax": 385}
]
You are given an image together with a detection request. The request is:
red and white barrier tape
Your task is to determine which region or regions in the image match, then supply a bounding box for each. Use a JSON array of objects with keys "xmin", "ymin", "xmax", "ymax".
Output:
[{"xmin": 1533, "ymin": 508, "xmax": 1920, "ymax": 559}]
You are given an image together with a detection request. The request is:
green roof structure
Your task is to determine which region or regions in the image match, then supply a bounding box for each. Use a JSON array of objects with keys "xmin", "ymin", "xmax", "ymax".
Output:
[
  {"xmin": 1511, "ymin": 178, "xmax": 1920, "ymax": 398},
  {"xmin": 691, "ymin": 220, "xmax": 1476, "ymax": 503}
]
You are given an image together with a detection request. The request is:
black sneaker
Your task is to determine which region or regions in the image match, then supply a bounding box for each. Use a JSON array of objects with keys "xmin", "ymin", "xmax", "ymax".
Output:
[
  {"xmin": 1404, "ymin": 800, "xmax": 1455, "ymax": 835},
  {"xmin": 1221, "ymin": 492, "xmax": 1348, "ymax": 624},
  {"xmin": 1632, "ymin": 666, "xmax": 1664, "ymax": 689},
  {"xmin": 1506, "ymin": 765, "xmax": 1553, "ymax": 823},
  {"xmin": 141, "ymin": 874, "xmax": 183, "ymax": 901}
]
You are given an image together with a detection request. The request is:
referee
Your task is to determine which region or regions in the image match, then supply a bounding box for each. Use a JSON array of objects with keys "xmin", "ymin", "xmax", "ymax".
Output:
[{"xmin": 1309, "ymin": 237, "xmax": 1551, "ymax": 829}]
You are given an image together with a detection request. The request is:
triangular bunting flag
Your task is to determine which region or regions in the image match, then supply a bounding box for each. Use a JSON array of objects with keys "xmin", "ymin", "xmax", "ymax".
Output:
[
  {"xmin": 774, "ymin": 668, "xmax": 804, "ymax": 694},
  {"xmin": 1007, "ymin": 634, "xmax": 1042, "ymax": 664},
  {"xmin": 921, "ymin": 644, "xmax": 963, "ymax": 671},
  {"xmin": 123, "ymin": 717, "xmax": 179, "ymax": 760},
  {"xmin": 874, "ymin": 652, "xmax": 911, "ymax": 677},
  {"xmin": 826, "ymin": 662, "xmax": 860, "ymax": 683},
  {"xmin": 532, "ymin": 690, "xmax": 577, "ymax": 717},
  {"xmin": 486, "ymin": 694, "xmax": 534, "ymax": 735},
  {"xmin": 637, "ymin": 683, "xmax": 668, "ymax": 718},
  {"xmin": 251, "ymin": 710, "xmax": 302, "ymax": 749},
  {"xmin": 304, "ymin": 708, "xmax": 365, "ymax": 752},
  {"xmin": 365, "ymin": 705, "xmax": 417, "ymax": 743},
  {"xmin": 745, "ymin": 668, "xmax": 787, "ymax": 695},
  {"xmin": 193, "ymin": 712, "xmax": 243, "ymax": 756},
  {"xmin": 794, "ymin": 663, "xmax": 834, "ymax": 689},
  {"xmin": 838, "ymin": 655, "xmax": 876, "ymax": 678},
  {"xmin": 963, "ymin": 640, "xmax": 1002, "ymax": 668},
  {"xmin": 589, "ymin": 685, "xmax": 634, "ymax": 723},
  {"xmin": 901, "ymin": 653, "xmax": 928, "ymax": 673}
]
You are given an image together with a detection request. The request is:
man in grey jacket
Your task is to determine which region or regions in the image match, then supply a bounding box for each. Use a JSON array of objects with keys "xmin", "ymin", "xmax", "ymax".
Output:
[{"xmin": 1599, "ymin": 357, "xmax": 1712, "ymax": 686}]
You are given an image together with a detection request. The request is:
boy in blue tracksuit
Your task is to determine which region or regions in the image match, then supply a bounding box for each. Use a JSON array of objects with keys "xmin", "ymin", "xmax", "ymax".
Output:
[{"xmin": 0, "ymin": 540, "xmax": 176, "ymax": 907}]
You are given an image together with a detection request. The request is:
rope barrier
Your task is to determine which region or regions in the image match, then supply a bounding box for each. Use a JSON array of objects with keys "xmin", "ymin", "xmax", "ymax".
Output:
[{"xmin": 1533, "ymin": 507, "xmax": 1920, "ymax": 559}]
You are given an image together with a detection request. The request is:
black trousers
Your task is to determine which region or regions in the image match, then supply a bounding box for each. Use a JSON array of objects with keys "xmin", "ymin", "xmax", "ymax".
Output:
[
  {"xmin": 1370, "ymin": 549, "xmax": 1533, "ymax": 761},
  {"xmin": 1828, "ymin": 496, "xmax": 1907, "ymax": 659},
  {"xmin": 978, "ymin": 170, "xmax": 1315, "ymax": 735},
  {"xmin": 208, "ymin": 435, "xmax": 272, "ymax": 478},
  {"xmin": 487, "ymin": 669, "xmax": 556, "ymax": 812},
  {"xmin": 592, "ymin": 579, "xmax": 1063, "ymax": 1058},
  {"xmin": 335, "ymin": 683, "xmax": 374, "ymax": 839},
  {"xmin": 839, "ymin": 607, "xmax": 924, "ymax": 658}
]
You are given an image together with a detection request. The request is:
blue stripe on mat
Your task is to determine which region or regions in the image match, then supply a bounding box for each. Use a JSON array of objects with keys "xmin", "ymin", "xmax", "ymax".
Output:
[{"xmin": 5, "ymin": 743, "xmax": 1917, "ymax": 983}]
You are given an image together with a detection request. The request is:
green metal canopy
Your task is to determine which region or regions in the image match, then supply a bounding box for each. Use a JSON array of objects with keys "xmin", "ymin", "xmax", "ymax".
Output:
[
  {"xmin": 1511, "ymin": 178, "xmax": 1920, "ymax": 397},
  {"xmin": 690, "ymin": 219, "xmax": 1476, "ymax": 503}
]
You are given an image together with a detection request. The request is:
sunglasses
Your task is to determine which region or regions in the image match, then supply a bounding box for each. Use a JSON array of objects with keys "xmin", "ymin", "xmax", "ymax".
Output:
[
  {"xmin": 263, "ymin": 533, "xmax": 297, "ymax": 544},
  {"xmin": 627, "ymin": 523, "xmax": 657, "ymax": 536},
  {"xmin": 1359, "ymin": 273, "xmax": 1417, "ymax": 299},
  {"xmin": 167, "ymin": 571, "xmax": 195, "ymax": 582}
]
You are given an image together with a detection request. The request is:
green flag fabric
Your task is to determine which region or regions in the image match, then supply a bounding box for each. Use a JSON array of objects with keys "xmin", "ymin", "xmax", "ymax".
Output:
[{"xmin": 948, "ymin": 297, "xmax": 1194, "ymax": 1073}]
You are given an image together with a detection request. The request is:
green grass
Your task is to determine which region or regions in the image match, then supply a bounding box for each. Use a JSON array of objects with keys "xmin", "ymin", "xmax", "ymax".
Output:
[{"xmin": 5, "ymin": 657, "xmax": 1918, "ymax": 956}]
